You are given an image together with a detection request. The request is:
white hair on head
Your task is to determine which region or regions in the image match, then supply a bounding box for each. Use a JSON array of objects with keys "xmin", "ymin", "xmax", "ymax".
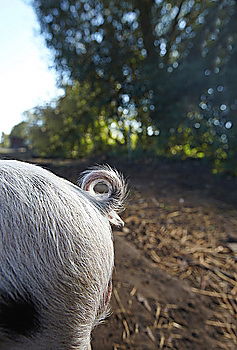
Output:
[{"xmin": 0, "ymin": 160, "xmax": 127, "ymax": 350}]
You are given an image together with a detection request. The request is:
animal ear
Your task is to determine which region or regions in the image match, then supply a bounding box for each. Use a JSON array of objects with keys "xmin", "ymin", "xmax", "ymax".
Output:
[{"xmin": 108, "ymin": 210, "xmax": 124, "ymax": 227}]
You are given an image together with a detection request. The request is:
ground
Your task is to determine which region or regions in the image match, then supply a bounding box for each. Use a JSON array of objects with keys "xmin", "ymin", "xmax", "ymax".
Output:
[
  {"xmin": 3, "ymin": 154, "xmax": 237, "ymax": 349},
  {"xmin": 43, "ymin": 156, "xmax": 237, "ymax": 350}
]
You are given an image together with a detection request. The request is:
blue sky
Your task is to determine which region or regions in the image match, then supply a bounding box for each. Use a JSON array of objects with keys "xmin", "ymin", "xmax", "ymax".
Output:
[{"xmin": 0, "ymin": 0, "xmax": 63, "ymax": 135}]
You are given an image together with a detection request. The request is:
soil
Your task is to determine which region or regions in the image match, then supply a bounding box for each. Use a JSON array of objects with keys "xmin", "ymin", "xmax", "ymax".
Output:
[{"xmin": 3, "ymin": 154, "xmax": 237, "ymax": 350}]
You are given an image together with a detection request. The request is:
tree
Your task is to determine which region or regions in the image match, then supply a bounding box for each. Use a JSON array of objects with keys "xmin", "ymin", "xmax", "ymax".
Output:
[
  {"xmin": 29, "ymin": 0, "xmax": 237, "ymax": 171},
  {"xmin": 23, "ymin": 82, "xmax": 127, "ymax": 158},
  {"xmin": 0, "ymin": 133, "xmax": 10, "ymax": 148}
]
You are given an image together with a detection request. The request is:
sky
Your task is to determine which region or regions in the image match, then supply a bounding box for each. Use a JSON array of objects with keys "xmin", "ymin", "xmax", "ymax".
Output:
[{"xmin": 0, "ymin": 0, "xmax": 63, "ymax": 135}]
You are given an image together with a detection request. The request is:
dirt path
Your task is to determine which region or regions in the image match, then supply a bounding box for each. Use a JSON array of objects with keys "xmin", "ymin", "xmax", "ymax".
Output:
[{"xmin": 92, "ymin": 235, "xmax": 219, "ymax": 350}]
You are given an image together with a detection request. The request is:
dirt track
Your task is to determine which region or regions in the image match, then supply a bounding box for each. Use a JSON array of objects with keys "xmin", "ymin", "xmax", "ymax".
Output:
[{"xmin": 92, "ymin": 235, "xmax": 219, "ymax": 350}]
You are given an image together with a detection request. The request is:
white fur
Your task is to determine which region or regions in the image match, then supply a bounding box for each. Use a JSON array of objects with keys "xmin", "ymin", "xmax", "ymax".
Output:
[{"xmin": 0, "ymin": 160, "xmax": 126, "ymax": 350}]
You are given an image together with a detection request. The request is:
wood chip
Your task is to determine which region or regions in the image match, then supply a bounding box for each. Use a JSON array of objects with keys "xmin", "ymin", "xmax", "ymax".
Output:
[
  {"xmin": 146, "ymin": 326, "xmax": 156, "ymax": 342},
  {"xmin": 122, "ymin": 319, "xmax": 130, "ymax": 338},
  {"xmin": 137, "ymin": 293, "xmax": 152, "ymax": 312},
  {"xmin": 167, "ymin": 211, "xmax": 180, "ymax": 218},
  {"xmin": 134, "ymin": 323, "xmax": 139, "ymax": 334},
  {"xmin": 191, "ymin": 287, "xmax": 236, "ymax": 300},
  {"xmin": 150, "ymin": 250, "xmax": 161, "ymax": 263},
  {"xmin": 130, "ymin": 286, "xmax": 137, "ymax": 296},
  {"xmin": 159, "ymin": 332, "xmax": 165, "ymax": 349},
  {"xmin": 206, "ymin": 320, "xmax": 236, "ymax": 330},
  {"xmin": 113, "ymin": 288, "xmax": 126, "ymax": 313}
]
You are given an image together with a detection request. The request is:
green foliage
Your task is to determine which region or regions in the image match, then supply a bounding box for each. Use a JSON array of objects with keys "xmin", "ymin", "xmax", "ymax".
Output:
[
  {"xmin": 18, "ymin": 0, "xmax": 237, "ymax": 172},
  {"xmin": 0, "ymin": 133, "xmax": 10, "ymax": 148},
  {"xmin": 10, "ymin": 121, "xmax": 29, "ymax": 140},
  {"xmin": 23, "ymin": 82, "xmax": 129, "ymax": 158}
]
